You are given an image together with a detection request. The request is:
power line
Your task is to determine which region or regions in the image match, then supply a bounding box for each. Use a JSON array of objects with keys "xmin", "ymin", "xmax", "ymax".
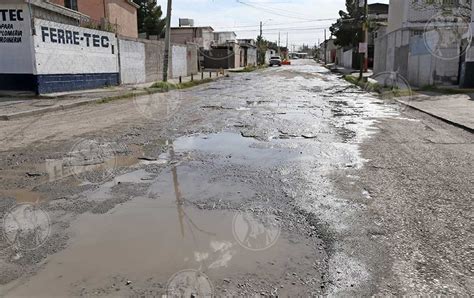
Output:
[
  {"xmin": 236, "ymin": 0, "xmax": 326, "ymax": 21},
  {"xmin": 231, "ymin": 26, "xmax": 329, "ymax": 33},
  {"xmin": 239, "ymin": 0, "xmax": 321, "ymax": 20},
  {"xmin": 213, "ymin": 18, "xmax": 336, "ymax": 30}
]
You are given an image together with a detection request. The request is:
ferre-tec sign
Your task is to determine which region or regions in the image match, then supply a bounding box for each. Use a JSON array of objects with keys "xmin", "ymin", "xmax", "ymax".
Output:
[
  {"xmin": 0, "ymin": 9, "xmax": 24, "ymax": 43},
  {"xmin": 33, "ymin": 19, "xmax": 118, "ymax": 75},
  {"xmin": 41, "ymin": 26, "xmax": 110, "ymax": 48},
  {"xmin": 0, "ymin": 9, "xmax": 23, "ymax": 21}
]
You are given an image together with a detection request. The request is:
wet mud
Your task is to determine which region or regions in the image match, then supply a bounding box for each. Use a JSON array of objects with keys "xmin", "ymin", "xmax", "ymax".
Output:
[{"xmin": 0, "ymin": 60, "xmax": 472, "ymax": 296}]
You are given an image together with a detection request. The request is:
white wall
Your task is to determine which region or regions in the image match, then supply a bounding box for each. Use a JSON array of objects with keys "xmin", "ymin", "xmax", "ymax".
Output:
[
  {"xmin": 215, "ymin": 32, "xmax": 237, "ymax": 44},
  {"xmin": 202, "ymin": 30, "xmax": 214, "ymax": 50},
  {"xmin": 172, "ymin": 45, "xmax": 187, "ymax": 78},
  {"xmin": 0, "ymin": 2, "xmax": 34, "ymax": 73},
  {"xmin": 265, "ymin": 49, "xmax": 276, "ymax": 62},
  {"xmin": 33, "ymin": 19, "xmax": 118, "ymax": 75},
  {"xmin": 119, "ymin": 39, "xmax": 146, "ymax": 84},
  {"xmin": 342, "ymin": 49, "xmax": 352, "ymax": 69},
  {"xmin": 247, "ymin": 48, "xmax": 257, "ymax": 66},
  {"xmin": 388, "ymin": 0, "xmax": 406, "ymax": 32}
]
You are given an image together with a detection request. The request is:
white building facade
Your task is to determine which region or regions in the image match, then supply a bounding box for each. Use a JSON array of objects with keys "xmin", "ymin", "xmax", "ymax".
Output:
[{"xmin": 375, "ymin": 0, "xmax": 472, "ymax": 87}]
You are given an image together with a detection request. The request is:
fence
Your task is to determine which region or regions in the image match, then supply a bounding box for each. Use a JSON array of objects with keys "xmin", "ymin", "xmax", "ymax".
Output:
[{"xmin": 374, "ymin": 27, "xmax": 462, "ymax": 87}]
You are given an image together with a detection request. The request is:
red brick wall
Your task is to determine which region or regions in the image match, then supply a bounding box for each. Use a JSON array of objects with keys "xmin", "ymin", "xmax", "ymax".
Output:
[
  {"xmin": 47, "ymin": 0, "xmax": 138, "ymax": 38},
  {"xmin": 107, "ymin": 0, "xmax": 138, "ymax": 38},
  {"xmin": 78, "ymin": 0, "xmax": 106, "ymax": 21}
]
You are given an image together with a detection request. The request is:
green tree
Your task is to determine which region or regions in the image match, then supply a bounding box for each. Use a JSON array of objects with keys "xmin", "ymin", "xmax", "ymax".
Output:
[
  {"xmin": 134, "ymin": 0, "xmax": 167, "ymax": 38},
  {"xmin": 256, "ymin": 35, "xmax": 268, "ymax": 65},
  {"xmin": 329, "ymin": 0, "xmax": 363, "ymax": 48}
]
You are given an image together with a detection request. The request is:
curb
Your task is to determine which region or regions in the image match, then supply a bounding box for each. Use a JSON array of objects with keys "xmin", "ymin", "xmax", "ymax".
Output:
[
  {"xmin": 0, "ymin": 77, "xmax": 221, "ymax": 121},
  {"xmin": 0, "ymin": 98, "xmax": 103, "ymax": 121},
  {"xmin": 341, "ymin": 75, "xmax": 473, "ymax": 134},
  {"xmin": 397, "ymin": 99, "xmax": 474, "ymax": 133}
]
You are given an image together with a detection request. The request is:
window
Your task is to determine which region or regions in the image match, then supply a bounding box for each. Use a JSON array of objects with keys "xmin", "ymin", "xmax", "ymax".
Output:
[{"xmin": 65, "ymin": 0, "xmax": 78, "ymax": 11}]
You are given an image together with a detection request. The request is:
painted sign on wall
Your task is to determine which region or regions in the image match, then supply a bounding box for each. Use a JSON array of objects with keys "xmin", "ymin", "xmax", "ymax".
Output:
[
  {"xmin": 0, "ymin": 3, "xmax": 33, "ymax": 73},
  {"xmin": 33, "ymin": 19, "xmax": 118, "ymax": 75}
]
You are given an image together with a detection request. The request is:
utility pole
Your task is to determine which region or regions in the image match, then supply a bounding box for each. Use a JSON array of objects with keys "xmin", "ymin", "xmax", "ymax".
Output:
[
  {"xmin": 324, "ymin": 28, "xmax": 327, "ymax": 65},
  {"xmin": 364, "ymin": 0, "xmax": 369, "ymax": 73},
  {"xmin": 162, "ymin": 0, "xmax": 172, "ymax": 82},
  {"xmin": 260, "ymin": 21, "xmax": 263, "ymax": 38},
  {"xmin": 278, "ymin": 32, "xmax": 281, "ymax": 56},
  {"xmin": 359, "ymin": 0, "xmax": 368, "ymax": 80}
]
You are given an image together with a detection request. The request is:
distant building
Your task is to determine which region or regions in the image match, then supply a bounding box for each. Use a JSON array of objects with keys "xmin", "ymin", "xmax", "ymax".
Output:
[
  {"xmin": 368, "ymin": 3, "xmax": 389, "ymax": 68},
  {"xmin": 214, "ymin": 31, "xmax": 237, "ymax": 45},
  {"xmin": 170, "ymin": 26, "xmax": 215, "ymax": 50},
  {"xmin": 238, "ymin": 39, "xmax": 256, "ymax": 46},
  {"xmin": 48, "ymin": 0, "xmax": 139, "ymax": 38},
  {"xmin": 238, "ymin": 39, "xmax": 257, "ymax": 67},
  {"xmin": 265, "ymin": 49, "xmax": 277, "ymax": 63},
  {"xmin": 319, "ymin": 39, "xmax": 337, "ymax": 64}
]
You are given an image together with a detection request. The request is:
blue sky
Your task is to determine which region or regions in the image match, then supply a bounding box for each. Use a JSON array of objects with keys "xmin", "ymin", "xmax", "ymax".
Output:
[{"xmin": 156, "ymin": 0, "xmax": 390, "ymax": 49}]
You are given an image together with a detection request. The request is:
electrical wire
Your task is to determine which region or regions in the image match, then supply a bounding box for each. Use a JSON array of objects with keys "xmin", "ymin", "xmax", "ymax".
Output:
[{"xmin": 236, "ymin": 0, "xmax": 326, "ymax": 21}]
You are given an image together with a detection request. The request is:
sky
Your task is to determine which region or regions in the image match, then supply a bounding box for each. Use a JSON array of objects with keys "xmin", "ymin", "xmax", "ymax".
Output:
[{"xmin": 155, "ymin": 0, "xmax": 389, "ymax": 50}]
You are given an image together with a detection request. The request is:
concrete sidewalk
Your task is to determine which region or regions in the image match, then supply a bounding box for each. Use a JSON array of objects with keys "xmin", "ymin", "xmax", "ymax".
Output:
[
  {"xmin": 398, "ymin": 94, "xmax": 474, "ymax": 132},
  {"xmin": 0, "ymin": 72, "xmax": 224, "ymax": 121}
]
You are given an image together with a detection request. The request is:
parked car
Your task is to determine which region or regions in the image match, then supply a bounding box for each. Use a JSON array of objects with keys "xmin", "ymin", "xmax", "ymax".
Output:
[{"xmin": 269, "ymin": 56, "xmax": 282, "ymax": 67}]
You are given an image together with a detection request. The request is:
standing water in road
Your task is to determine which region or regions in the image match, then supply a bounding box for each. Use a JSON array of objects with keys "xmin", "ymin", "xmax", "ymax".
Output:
[{"xmin": 1, "ymin": 60, "xmax": 471, "ymax": 296}]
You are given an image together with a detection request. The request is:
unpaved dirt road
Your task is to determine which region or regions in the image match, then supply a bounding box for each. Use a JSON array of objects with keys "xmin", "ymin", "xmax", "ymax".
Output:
[{"xmin": 0, "ymin": 60, "xmax": 472, "ymax": 296}]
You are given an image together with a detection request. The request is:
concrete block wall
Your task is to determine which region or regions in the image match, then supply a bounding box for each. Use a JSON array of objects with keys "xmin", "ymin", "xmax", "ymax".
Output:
[
  {"xmin": 144, "ymin": 40, "xmax": 165, "ymax": 82},
  {"xmin": 342, "ymin": 49, "xmax": 353, "ymax": 69},
  {"xmin": 247, "ymin": 48, "xmax": 257, "ymax": 66},
  {"xmin": 117, "ymin": 38, "xmax": 199, "ymax": 84},
  {"xmin": 375, "ymin": 27, "xmax": 462, "ymax": 87},
  {"xmin": 118, "ymin": 38, "xmax": 146, "ymax": 84},
  {"xmin": 33, "ymin": 18, "xmax": 119, "ymax": 93},
  {"xmin": 336, "ymin": 48, "xmax": 343, "ymax": 66},
  {"xmin": 171, "ymin": 45, "xmax": 188, "ymax": 78},
  {"xmin": 234, "ymin": 44, "xmax": 241, "ymax": 69},
  {"xmin": 186, "ymin": 44, "xmax": 199, "ymax": 76},
  {"xmin": 0, "ymin": 2, "xmax": 199, "ymax": 94},
  {"xmin": 374, "ymin": 36, "xmax": 387, "ymax": 74}
]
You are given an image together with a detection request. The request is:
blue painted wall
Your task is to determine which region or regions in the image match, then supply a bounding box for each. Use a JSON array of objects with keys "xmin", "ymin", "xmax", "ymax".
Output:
[
  {"xmin": 0, "ymin": 73, "xmax": 119, "ymax": 94},
  {"xmin": 36, "ymin": 73, "xmax": 119, "ymax": 94}
]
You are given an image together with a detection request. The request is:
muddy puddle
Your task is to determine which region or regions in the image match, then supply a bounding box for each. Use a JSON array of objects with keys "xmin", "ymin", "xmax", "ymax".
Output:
[
  {"xmin": 4, "ymin": 134, "xmax": 325, "ymax": 296},
  {"xmin": 6, "ymin": 197, "xmax": 320, "ymax": 295}
]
